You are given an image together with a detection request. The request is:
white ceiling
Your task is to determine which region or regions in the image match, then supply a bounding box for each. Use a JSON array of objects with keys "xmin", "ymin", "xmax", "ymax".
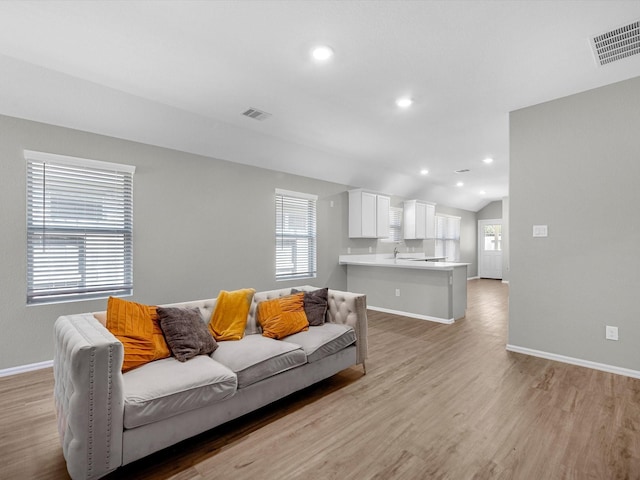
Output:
[{"xmin": 1, "ymin": 1, "xmax": 640, "ymax": 211}]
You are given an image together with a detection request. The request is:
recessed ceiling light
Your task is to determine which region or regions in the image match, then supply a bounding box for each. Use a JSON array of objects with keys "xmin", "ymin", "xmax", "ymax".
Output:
[
  {"xmin": 456, "ymin": 182, "xmax": 464, "ymax": 187},
  {"xmin": 396, "ymin": 97, "xmax": 413, "ymax": 108},
  {"xmin": 480, "ymin": 190, "xmax": 486, "ymax": 195},
  {"xmin": 483, "ymin": 157, "xmax": 494, "ymax": 164},
  {"xmin": 312, "ymin": 45, "xmax": 334, "ymax": 61},
  {"xmin": 420, "ymin": 169, "xmax": 429, "ymax": 175}
]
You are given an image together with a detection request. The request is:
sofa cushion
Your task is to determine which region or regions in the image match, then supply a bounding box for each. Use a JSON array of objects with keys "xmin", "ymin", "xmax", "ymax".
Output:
[
  {"xmin": 283, "ymin": 323, "xmax": 356, "ymax": 363},
  {"xmin": 122, "ymin": 355, "xmax": 237, "ymax": 429},
  {"xmin": 212, "ymin": 335, "xmax": 306, "ymax": 388}
]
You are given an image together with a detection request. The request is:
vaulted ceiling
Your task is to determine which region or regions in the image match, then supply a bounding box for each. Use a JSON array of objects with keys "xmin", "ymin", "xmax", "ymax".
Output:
[{"xmin": 1, "ymin": 1, "xmax": 640, "ymax": 211}]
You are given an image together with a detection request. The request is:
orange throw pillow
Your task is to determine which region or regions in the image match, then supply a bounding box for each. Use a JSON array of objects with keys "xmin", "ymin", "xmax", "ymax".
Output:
[
  {"xmin": 257, "ymin": 292, "xmax": 309, "ymax": 340},
  {"xmin": 208, "ymin": 288, "xmax": 256, "ymax": 341},
  {"xmin": 106, "ymin": 297, "xmax": 170, "ymax": 372},
  {"xmin": 148, "ymin": 305, "xmax": 171, "ymax": 360}
]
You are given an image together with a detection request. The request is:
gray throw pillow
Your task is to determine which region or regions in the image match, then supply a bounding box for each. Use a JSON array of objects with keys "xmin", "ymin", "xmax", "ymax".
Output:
[
  {"xmin": 157, "ymin": 307, "xmax": 218, "ymax": 362},
  {"xmin": 291, "ymin": 288, "xmax": 329, "ymax": 326}
]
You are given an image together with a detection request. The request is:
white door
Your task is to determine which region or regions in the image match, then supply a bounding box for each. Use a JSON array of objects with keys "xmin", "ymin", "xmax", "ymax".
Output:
[{"xmin": 478, "ymin": 219, "xmax": 502, "ymax": 279}]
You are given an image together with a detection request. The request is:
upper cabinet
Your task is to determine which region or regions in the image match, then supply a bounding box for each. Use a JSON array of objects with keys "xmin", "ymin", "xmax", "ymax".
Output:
[
  {"xmin": 376, "ymin": 194, "xmax": 390, "ymax": 239},
  {"xmin": 349, "ymin": 189, "xmax": 390, "ymax": 238},
  {"xmin": 404, "ymin": 200, "xmax": 436, "ymax": 239}
]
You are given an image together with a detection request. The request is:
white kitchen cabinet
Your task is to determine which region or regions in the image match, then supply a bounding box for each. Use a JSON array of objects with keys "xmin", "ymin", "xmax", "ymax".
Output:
[
  {"xmin": 348, "ymin": 189, "xmax": 390, "ymax": 238},
  {"xmin": 404, "ymin": 200, "xmax": 436, "ymax": 239},
  {"xmin": 376, "ymin": 194, "xmax": 390, "ymax": 238}
]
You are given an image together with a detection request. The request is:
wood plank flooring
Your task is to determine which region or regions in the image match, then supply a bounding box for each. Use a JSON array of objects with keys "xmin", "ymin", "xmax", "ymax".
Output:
[{"xmin": 2, "ymin": 279, "xmax": 639, "ymax": 479}]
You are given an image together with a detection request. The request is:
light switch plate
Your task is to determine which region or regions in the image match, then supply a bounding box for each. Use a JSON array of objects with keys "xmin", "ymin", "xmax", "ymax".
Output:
[{"xmin": 533, "ymin": 225, "xmax": 548, "ymax": 237}]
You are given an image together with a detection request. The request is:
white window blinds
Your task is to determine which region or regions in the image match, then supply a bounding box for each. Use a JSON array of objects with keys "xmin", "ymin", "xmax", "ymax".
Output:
[
  {"xmin": 275, "ymin": 189, "xmax": 317, "ymax": 281},
  {"xmin": 384, "ymin": 207, "xmax": 403, "ymax": 242},
  {"xmin": 26, "ymin": 150, "xmax": 135, "ymax": 305},
  {"xmin": 435, "ymin": 214, "xmax": 461, "ymax": 262}
]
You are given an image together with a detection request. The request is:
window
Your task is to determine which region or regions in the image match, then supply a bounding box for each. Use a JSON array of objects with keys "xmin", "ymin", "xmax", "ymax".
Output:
[
  {"xmin": 435, "ymin": 214, "xmax": 461, "ymax": 262},
  {"xmin": 382, "ymin": 206, "xmax": 403, "ymax": 243},
  {"xmin": 483, "ymin": 224, "xmax": 502, "ymax": 251},
  {"xmin": 26, "ymin": 150, "xmax": 135, "ymax": 305},
  {"xmin": 275, "ymin": 189, "xmax": 317, "ymax": 280}
]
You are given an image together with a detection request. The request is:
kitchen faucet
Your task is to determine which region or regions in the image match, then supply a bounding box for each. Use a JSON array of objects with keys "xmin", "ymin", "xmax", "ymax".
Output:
[{"xmin": 394, "ymin": 247, "xmax": 399, "ymax": 259}]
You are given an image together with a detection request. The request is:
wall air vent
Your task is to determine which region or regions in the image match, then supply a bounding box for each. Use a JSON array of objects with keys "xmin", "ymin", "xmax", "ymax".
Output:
[
  {"xmin": 242, "ymin": 108, "xmax": 272, "ymax": 121},
  {"xmin": 590, "ymin": 19, "xmax": 640, "ymax": 66}
]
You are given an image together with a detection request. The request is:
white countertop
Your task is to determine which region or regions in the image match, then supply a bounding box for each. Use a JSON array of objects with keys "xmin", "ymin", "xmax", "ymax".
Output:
[{"xmin": 339, "ymin": 254, "xmax": 469, "ymax": 271}]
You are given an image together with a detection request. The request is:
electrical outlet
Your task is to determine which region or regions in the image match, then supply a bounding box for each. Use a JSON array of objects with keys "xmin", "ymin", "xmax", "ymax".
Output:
[
  {"xmin": 605, "ymin": 325, "xmax": 619, "ymax": 341},
  {"xmin": 395, "ymin": 289, "xmax": 400, "ymax": 297},
  {"xmin": 369, "ymin": 246, "xmax": 372, "ymax": 253},
  {"xmin": 347, "ymin": 247, "xmax": 351, "ymax": 254}
]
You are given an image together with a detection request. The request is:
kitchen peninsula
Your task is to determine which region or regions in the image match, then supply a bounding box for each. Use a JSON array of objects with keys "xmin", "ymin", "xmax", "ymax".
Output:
[{"xmin": 339, "ymin": 254, "xmax": 469, "ymax": 323}]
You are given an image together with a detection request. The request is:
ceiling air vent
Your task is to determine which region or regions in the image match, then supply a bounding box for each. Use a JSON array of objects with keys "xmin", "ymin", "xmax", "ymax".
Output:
[
  {"xmin": 590, "ymin": 19, "xmax": 640, "ymax": 66},
  {"xmin": 242, "ymin": 108, "xmax": 272, "ymax": 121},
  {"xmin": 455, "ymin": 169, "xmax": 470, "ymax": 174}
]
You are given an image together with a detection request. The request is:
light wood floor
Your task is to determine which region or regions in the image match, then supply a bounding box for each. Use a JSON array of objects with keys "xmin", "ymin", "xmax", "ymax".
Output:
[{"xmin": 2, "ymin": 279, "xmax": 639, "ymax": 479}]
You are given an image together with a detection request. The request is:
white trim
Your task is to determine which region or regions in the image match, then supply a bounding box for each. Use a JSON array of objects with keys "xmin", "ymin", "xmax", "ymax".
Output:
[
  {"xmin": 506, "ymin": 344, "xmax": 640, "ymax": 379},
  {"xmin": 0, "ymin": 359, "xmax": 53, "ymax": 378},
  {"xmin": 24, "ymin": 149, "xmax": 136, "ymax": 173},
  {"xmin": 367, "ymin": 305, "xmax": 454, "ymax": 324},
  {"xmin": 275, "ymin": 188, "xmax": 318, "ymax": 201},
  {"xmin": 467, "ymin": 276, "xmax": 480, "ymax": 280},
  {"xmin": 501, "ymin": 280, "xmax": 510, "ymax": 284}
]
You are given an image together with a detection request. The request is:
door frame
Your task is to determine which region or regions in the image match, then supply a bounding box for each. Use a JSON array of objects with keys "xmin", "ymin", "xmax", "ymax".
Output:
[{"xmin": 478, "ymin": 218, "xmax": 503, "ymax": 279}]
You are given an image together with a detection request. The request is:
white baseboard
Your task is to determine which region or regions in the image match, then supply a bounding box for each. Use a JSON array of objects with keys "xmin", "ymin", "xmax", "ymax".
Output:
[
  {"xmin": 0, "ymin": 359, "xmax": 53, "ymax": 378},
  {"xmin": 467, "ymin": 276, "xmax": 480, "ymax": 280},
  {"xmin": 506, "ymin": 344, "xmax": 640, "ymax": 379},
  {"xmin": 501, "ymin": 280, "xmax": 509, "ymax": 284},
  {"xmin": 367, "ymin": 305, "xmax": 454, "ymax": 324}
]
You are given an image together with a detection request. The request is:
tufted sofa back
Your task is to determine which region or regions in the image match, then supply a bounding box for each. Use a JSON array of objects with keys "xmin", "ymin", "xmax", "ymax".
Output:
[{"xmin": 92, "ymin": 286, "xmax": 367, "ymax": 365}]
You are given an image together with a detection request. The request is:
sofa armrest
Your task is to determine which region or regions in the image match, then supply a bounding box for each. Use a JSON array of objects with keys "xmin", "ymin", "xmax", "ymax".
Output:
[
  {"xmin": 53, "ymin": 313, "xmax": 125, "ymax": 480},
  {"xmin": 326, "ymin": 289, "xmax": 368, "ymax": 366}
]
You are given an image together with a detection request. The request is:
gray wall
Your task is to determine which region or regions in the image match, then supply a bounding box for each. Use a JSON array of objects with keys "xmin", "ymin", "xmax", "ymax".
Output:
[
  {"xmin": 477, "ymin": 200, "xmax": 502, "ymax": 220},
  {"xmin": 509, "ymin": 76, "xmax": 640, "ymax": 371},
  {"xmin": 0, "ymin": 114, "xmax": 349, "ymax": 370},
  {"xmin": 0, "ymin": 113, "xmax": 485, "ymax": 370}
]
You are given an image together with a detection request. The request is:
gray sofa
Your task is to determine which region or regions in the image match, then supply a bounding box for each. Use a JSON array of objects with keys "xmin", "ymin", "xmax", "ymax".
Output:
[{"xmin": 53, "ymin": 286, "xmax": 368, "ymax": 480}]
